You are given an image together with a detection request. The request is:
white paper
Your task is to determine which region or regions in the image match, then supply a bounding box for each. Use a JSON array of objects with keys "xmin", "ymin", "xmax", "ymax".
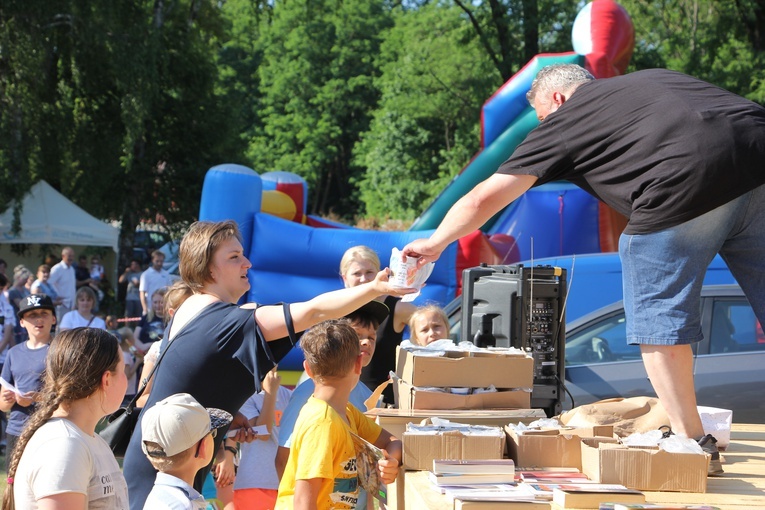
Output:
[
  {"xmin": 226, "ymin": 424, "xmax": 269, "ymax": 438},
  {"xmin": 0, "ymin": 376, "xmax": 24, "ymax": 397},
  {"xmin": 389, "ymin": 248, "xmax": 434, "ymax": 302}
]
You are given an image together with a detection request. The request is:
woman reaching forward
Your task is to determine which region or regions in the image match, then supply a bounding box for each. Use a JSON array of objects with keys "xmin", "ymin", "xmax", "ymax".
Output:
[{"xmin": 122, "ymin": 220, "xmax": 414, "ymax": 509}]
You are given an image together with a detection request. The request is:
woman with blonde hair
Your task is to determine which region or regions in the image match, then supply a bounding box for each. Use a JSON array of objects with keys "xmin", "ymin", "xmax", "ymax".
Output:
[
  {"xmin": 340, "ymin": 245, "xmax": 417, "ymax": 404},
  {"xmin": 122, "ymin": 221, "xmax": 413, "ymax": 509},
  {"xmin": 58, "ymin": 286, "xmax": 106, "ymax": 331},
  {"xmin": 2, "ymin": 328, "xmax": 128, "ymax": 510},
  {"xmin": 132, "ymin": 286, "xmax": 168, "ymax": 352}
]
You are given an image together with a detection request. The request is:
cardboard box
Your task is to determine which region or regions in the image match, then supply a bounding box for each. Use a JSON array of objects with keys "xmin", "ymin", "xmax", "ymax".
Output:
[
  {"xmin": 580, "ymin": 438, "xmax": 709, "ymax": 492},
  {"xmin": 402, "ymin": 420, "xmax": 506, "ymax": 470},
  {"xmin": 505, "ymin": 425, "xmax": 616, "ymax": 470},
  {"xmin": 366, "ymin": 407, "xmax": 547, "ymax": 440},
  {"xmin": 395, "ymin": 346, "xmax": 533, "ymax": 389},
  {"xmin": 396, "ymin": 379, "xmax": 531, "ymax": 410}
]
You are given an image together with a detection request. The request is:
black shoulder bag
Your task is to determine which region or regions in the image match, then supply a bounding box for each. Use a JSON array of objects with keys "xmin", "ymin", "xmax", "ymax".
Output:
[{"xmin": 99, "ymin": 333, "xmax": 174, "ymax": 457}]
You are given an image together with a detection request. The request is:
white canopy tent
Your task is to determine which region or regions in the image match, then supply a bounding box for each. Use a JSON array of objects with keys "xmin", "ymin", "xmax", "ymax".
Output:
[
  {"xmin": 0, "ymin": 180, "xmax": 119, "ymax": 288},
  {"xmin": 0, "ymin": 180, "xmax": 119, "ymax": 251}
]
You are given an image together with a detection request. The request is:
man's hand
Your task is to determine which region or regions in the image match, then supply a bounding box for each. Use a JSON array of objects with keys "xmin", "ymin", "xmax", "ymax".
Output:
[{"xmin": 401, "ymin": 239, "xmax": 444, "ymax": 269}]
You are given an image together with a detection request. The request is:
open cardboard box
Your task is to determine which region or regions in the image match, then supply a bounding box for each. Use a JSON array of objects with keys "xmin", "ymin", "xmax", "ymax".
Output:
[
  {"xmin": 395, "ymin": 378, "xmax": 531, "ymax": 410},
  {"xmin": 580, "ymin": 438, "xmax": 709, "ymax": 492},
  {"xmin": 366, "ymin": 407, "xmax": 547, "ymax": 440},
  {"xmin": 505, "ymin": 425, "xmax": 616, "ymax": 470},
  {"xmin": 395, "ymin": 346, "xmax": 533, "ymax": 389},
  {"xmin": 402, "ymin": 419, "xmax": 506, "ymax": 470}
]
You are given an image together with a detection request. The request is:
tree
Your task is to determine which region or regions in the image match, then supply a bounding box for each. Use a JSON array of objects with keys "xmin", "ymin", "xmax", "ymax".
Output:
[
  {"xmin": 353, "ymin": 3, "xmax": 496, "ymax": 220},
  {"xmin": 0, "ymin": 1, "xmax": 241, "ymax": 270},
  {"xmin": 619, "ymin": 0, "xmax": 765, "ymax": 102},
  {"xmin": 354, "ymin": 0, "xmax": 579, "ymax": 220},
  {"xmin": 246, "ymin": 0, "xmax": 393, "ymax": 218}
]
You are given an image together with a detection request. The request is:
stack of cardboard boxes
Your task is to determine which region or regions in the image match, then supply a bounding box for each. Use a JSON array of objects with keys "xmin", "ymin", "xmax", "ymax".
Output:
[{"xmin": 393, "ymin": 346, "xmax": 534, "ymax": 410}]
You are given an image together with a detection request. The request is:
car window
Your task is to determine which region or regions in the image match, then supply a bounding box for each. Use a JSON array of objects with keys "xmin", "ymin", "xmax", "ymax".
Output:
[
  {"xmin": 565, "ymin": 312, "xmax": 641, "ymax": 366},
  {"xmin": 709, "ymin": 299, "xmax": 764, "ymax": 354}
]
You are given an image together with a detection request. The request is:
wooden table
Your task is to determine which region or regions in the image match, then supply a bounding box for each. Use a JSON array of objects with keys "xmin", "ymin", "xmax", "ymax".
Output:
[{"xmin": 393, "ymin": 423, "xmax": 765, "ymax": 510}]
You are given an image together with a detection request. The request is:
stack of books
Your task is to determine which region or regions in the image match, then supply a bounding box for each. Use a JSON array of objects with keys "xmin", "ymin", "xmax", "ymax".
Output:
[
  {"xmin": 430, "ymin": 459, "xmax": 517, "ymax": 487},
  {"xmin": 552, "ymin": 484, "xmax": 645, "ymax": 509},
  {"xmin": 599, "ymin": 505, "xmax": 721, "ymax": 510}
]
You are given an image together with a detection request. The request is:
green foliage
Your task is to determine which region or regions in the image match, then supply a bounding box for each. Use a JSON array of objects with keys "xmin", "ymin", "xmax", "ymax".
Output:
[
  {"xmin": 353, "ymin": 3, "xmax": 496, "ymax": 220},
  {"xmin": 3, "ymin": 0, "xmax": 765, "ymax": 240},
  {"xmin": 245, "ymin": 0, "xmax": 392, "ymax": 218},
  {"xmin": 619, "ymin": 0, "xmax": 765, "ymax": 102}
]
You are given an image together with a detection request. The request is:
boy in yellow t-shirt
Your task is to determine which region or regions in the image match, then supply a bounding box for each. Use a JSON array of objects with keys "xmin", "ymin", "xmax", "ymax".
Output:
[{"xmin": 275, "ymin": 319, "xmax": 402, "ymax": 510}]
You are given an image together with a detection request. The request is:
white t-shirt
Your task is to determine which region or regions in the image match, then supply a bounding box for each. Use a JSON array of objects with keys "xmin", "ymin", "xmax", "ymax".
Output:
[
  {"xmin": 14, "ymin": 417, "xmax": 129, "ymax": 509},
  {"xmin": 59, "ymin": 310, "xmax": 107, "ymax": 331},
  {"xmin": 139, "ymin": 267, "xmax": 172, "ymax": 306},
  {"xmin": 234, "ymin": 386, "xmax": 293, "ymax": 491},
  {"xmin": 48, "ymin": 261, "xmax": 76, "ymax": 309}
]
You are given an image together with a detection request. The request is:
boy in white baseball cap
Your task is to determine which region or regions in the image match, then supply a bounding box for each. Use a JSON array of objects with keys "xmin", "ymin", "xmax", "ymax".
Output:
[{"xmin": 141, "ymin": 393, "xmax": 233, "ymax": 510}]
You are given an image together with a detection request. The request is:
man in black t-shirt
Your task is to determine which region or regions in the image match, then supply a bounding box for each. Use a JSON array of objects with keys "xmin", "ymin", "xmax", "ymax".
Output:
[{"xmin": 403, "ymin": 64, "xmax": 765, "ymax": 476}]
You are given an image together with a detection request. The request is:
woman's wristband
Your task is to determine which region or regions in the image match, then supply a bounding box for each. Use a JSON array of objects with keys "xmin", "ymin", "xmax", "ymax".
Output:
[{"xmin": 224, "ymin": 445, "xmax": 238, "ymax": 456}]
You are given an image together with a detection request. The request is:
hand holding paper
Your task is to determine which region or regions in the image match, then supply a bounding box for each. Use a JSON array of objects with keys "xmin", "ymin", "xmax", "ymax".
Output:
[{"xmin": 389, "ymin": 248, "xmax": 434, "ymax": 302}]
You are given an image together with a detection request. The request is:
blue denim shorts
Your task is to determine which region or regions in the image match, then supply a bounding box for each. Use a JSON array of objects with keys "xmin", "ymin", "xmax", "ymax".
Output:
[{"xmin": 620, "ymin": 183, "xmax": 765, "ymax": 346}]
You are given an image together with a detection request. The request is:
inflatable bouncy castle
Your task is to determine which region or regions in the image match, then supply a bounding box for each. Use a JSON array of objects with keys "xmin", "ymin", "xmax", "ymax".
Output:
[{"xmin": 198, "ymin": 1, "xmax": 636, "ymax": 371}]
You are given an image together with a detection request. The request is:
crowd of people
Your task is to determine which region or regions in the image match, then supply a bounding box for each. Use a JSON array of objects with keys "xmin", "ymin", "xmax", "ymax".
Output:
[
  {"xmin": 0, "ymin": 225, "xmax": 427, "ymax": 510},
  {"xmin": 0, "ymin": 63, "xmax": 761, "ymax": 508}
]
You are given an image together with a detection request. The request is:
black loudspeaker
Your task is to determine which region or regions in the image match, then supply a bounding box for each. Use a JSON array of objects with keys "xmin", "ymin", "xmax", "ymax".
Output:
[{"xmin": 461, "ymin": 264, "xmax": 566, "ymax": 417}]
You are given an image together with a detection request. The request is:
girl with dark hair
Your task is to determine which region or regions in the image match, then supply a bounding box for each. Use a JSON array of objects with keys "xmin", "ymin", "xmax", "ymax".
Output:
[{"xmin": 2, "ymin": 328, "xmax": 129, "ymax": 510}]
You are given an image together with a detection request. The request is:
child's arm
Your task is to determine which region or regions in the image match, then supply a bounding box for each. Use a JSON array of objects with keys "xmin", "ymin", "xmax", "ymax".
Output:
[
  {"xmin": 293, "ymin": 478, "xmax": 323, "ymax": 510},
  {"xmin": 251, "ymin": 368, "xmax": 280, "ymax": 440},
  {"xmin": 213, "ymin": 438, "xmax": 238, "ymax": 488},
  {"xmin": 373, "ymin": 428, "xmax": 402, "ymax": 485},
  {"xmin": 275, "ymin": 445, "xmax": 290, "ymax": 480}
]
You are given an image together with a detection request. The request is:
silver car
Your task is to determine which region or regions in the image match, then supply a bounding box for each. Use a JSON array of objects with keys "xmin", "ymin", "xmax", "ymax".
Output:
[
  {"xmin": 563, "ymin": 284, "xmax": 764, "ymax": 423},
  {"xmin": 446, "ymin": 284, "xmax": 764, "ymax": 423}
]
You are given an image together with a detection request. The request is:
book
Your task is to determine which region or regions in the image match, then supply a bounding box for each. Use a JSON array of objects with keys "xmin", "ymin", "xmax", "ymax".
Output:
[
  {"xmin": 601, "ymin": 505, "xmax": 721, "ymax": 510},
  {"xmin": 429, "ymin": 471, "xmax": 518, "ymax": 487},
  {"xmin": 433, "ymin": 458, "xmax": 516, "ymax": 475},
  {"xmin": 520, "ymin": 470, "xmax": 592, "ymax": 483},
  {"xmin": 444, "ymin": 485, "xmax": 540, "ymax": 502},
  {"xmin": 456, "ymin": 500, "xmax": 550, "ymax": 510},
  {"xmin": 349, "ymin": 432, "xmax": 387, "ymax": 504},
  {"xmin": 553, "ymin": 484, "xmax": 645, "ymax": 509},
  {"xmin": 456, "ymin": 498, "xmax": 551, "ymax": 509}
]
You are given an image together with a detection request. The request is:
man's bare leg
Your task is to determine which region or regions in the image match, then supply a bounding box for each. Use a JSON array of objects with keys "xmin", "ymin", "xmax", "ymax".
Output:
[{"xmin": 640, "ymin": 343, "xmax": 703, "ymax": 438}]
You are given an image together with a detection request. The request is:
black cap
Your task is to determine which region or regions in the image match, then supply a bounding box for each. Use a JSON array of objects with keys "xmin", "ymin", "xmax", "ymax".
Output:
[
  {"xmin": 347, "ymin": 300, "xmax": 389, "ymax": 325},
  {"xmin": 17, "ymin": 294, "xmax": 56, "ymax": 320}
]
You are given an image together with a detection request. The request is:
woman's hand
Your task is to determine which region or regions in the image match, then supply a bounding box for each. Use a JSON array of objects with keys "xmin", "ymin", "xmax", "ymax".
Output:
[
  {"xmin": 371, "ymin": 268, "xmax": 417, "ymax": 297},
  {"xmin": 228, "ymin": 412, "xmax": 257, "ymax": 443}
]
